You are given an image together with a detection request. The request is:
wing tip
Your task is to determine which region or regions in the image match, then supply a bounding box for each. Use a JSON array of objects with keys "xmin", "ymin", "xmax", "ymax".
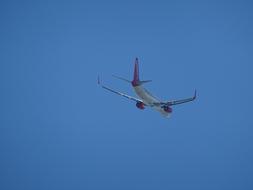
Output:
[
  {"xmin": 193, "ymin": 89, "xmax": 197, "ymax": 99},
  {"xmin": 97, "ymin": 76, "xmax": 101, "ymax": 85}
]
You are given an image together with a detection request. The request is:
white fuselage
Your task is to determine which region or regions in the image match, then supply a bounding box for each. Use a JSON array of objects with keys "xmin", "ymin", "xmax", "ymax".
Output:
[{"xmin": 133, "ymin": 85, "xmax": 171, "ymax": 117}]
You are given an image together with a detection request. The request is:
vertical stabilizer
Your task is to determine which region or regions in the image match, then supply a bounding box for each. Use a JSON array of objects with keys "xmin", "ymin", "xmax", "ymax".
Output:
[
  {"xmin": 132, "ymin": 58, "xmax": 140, "ymax": 86},
  {"xmin": 131, "ymin": 58, "xmax": 152, "ymax": 86}
]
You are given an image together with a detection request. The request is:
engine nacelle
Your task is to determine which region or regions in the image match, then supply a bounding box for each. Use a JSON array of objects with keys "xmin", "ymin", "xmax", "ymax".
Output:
[
  {"xmin": 163, "ymin": 106, "xmax": 172, "ymax": 113},
  {"xmin": 136, "ymin": 102, "xmax": 145, "ymax": 110}
]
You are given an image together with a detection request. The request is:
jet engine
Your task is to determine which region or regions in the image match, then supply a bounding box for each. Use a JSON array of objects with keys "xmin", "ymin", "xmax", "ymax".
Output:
[
  {"xmin": 163, "ymin": 106, "xmax": 172, "ymax": 113},
  {"xmin": 136, "ymin": 102, "xmax": 145, "ymax": 110}
]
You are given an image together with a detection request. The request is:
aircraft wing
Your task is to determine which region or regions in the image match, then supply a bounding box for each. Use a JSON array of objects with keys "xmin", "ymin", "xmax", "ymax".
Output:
[
  {"xmin": 161, "ymin": 90, "xmax": 197, "ymax": 106},
  {"xmin": 98, "ymin": 77, "xmax": 143, "ymax": 103}
]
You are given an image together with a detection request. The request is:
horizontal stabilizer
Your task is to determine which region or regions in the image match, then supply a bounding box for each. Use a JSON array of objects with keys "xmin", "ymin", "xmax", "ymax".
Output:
[
  {"xmin": 139, "ymin": 80, "xmax": 152, "ymax": 85},
  {"xmin": 112, "ymin": 75, "xmax": 131, "ymax": 83}
]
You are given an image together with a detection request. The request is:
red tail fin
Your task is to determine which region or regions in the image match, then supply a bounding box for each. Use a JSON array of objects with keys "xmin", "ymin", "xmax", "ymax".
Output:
[
  {"xmin": 131, "ymin": 58, "xmax": 152, "ymax": 86},
  {"xmin": 132, "ymin": 58, "xmax": 139, "ymax": 86}
]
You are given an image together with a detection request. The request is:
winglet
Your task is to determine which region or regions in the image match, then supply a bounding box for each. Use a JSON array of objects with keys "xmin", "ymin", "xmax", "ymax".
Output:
[
  {"xmin": 193, "ymin": 89, "xmax": 197, "ymax": 99},
  {"xmin": 97, "ymin": 76, "xmax": 101, "ymax": 85}
]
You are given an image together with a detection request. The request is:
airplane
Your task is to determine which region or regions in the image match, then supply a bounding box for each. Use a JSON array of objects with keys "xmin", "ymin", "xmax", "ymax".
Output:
[{"xmin": 98, "ymin": 58, "xmax": 196, "ymax": 117}]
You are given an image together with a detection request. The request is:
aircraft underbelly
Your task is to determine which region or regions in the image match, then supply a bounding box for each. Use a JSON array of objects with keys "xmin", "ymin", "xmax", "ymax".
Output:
[
  {"xmin": 133, "ymin": 86, "xmax": 157, "ymax": 105},
  {"xmin": 133, "ymin": 86, "xmax": 171, "ymax": 117}
]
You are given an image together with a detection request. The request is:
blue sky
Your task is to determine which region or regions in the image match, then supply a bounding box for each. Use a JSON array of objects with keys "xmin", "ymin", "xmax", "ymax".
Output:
[{"xmin": 0, "ymin": 1, "xmax": 253, "ymax": 190}]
